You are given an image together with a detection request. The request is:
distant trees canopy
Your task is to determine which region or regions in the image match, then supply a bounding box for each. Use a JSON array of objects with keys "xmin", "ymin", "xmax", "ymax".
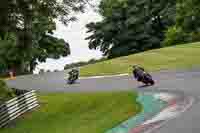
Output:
[
  {"xmin": 0, "ymin": 0, "xmax": 89, "ymax": 75},
  {"xmin": 86, "ymin": 0, "xmax": 176, "ymax": 58},
  {"xmin": 64, "ymin": 58, "xmax": 107, "ymax": 70}
]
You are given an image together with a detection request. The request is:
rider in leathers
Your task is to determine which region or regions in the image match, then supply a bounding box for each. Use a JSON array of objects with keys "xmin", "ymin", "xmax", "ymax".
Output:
[{"xmin": 132, "ymin": 65, "xmax": 146, "ymax": 82}]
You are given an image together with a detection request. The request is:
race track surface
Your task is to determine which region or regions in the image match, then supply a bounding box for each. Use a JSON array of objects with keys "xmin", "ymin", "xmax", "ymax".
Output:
[{"xmin": 6, "ymin": 69, "xmax": 200, "ymax": 133}]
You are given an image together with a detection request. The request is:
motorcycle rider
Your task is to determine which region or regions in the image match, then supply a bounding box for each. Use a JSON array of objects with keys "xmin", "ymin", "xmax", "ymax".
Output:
[
  {"xmin": 73, "ymin": 68, "xmax": 79, "ymax": 79},
  {"xmin": 132, "ymin": 65, "xmax": 154, "ymax": 85},
  {"xmin": 132, "ymin": 65, "xmax": 146, "ymax": 82},
  {"xmin": 68, "ymin": 67, "xmax": 79, "ymax": 81}
]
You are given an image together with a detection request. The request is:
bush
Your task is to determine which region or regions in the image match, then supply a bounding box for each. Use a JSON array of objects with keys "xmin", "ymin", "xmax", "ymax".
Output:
[
  {"xmin": 39, "ymin": 69, "xmax": 45, "ymax": 74},
  {"xmin": 0, "ymin": 80, "xmax": 15, "ymax": 104},
  {"xmin": 0, "ymin": 72, "xmax": 9, "ymax": 78},
  {"xmin": 163, "ymin": 26, "xmax": 189, "ymax": 46},
  {"xmin": 190, "ymin": 32, "xmax": 200, "ymax": 42}
]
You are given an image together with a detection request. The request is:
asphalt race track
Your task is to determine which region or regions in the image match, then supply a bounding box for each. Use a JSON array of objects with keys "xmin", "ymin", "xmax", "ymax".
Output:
[{"xmin": 6, "ymin": 69, "xmax": 200, "ymax": 133}]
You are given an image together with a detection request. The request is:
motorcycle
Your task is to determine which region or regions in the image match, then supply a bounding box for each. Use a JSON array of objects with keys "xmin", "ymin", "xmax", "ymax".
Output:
[
  {"xmin": 133, "ymin": 70, "xmax": 155, "ymax": 86},
  {"xmin": 67, "ymin": 71, "xmax": 79, "ymax": 84},
  {"xmin": 140, "ymin": 73, "xmax": 155, "ymax": 85}
]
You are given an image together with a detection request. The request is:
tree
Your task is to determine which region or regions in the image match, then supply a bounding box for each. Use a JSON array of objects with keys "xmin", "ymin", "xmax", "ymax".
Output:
[
  {"xmin": 176, "ymin": 0, "xmax": 200, "ymax": 33},
  {"xmin": 0, "ymin": 0, "xmax": 89, "ymax": 74},
  {"xmin": 86, "ymin": 0, "xmax": 176, "ymax": 58},
  {"xmin": 163, "ymin": 0, "xmax": 200, "ymax": 46}
]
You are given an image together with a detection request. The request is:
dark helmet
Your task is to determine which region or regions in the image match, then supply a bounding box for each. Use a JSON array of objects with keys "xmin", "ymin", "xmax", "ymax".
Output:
[
  {"xmin": 72, "ymin": 67, "xmax": 79, "ymax": 73},
  {"xmin": 132, "ymin": 65, "xmax": 139, "ymax": 69}
]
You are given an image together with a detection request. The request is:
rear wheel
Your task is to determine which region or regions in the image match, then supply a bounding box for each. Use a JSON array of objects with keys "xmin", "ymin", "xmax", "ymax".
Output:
[{"xmin": 68, "ymin": 77, "xmax": 75, "ymax": 84}]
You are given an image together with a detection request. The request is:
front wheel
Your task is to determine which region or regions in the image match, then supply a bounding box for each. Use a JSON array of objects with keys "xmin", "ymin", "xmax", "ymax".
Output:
[
  {"xmin": 67, "ymin": 77, "xmax": 75, "ymax": 84},
  {"xmin": 144, "ymin": 74, "xmax": 155, "ymax": 85},
  {"xmin": 67, "ymin": 80, "xmax": 73, "ymax": 84},
  {"xmin": 149, "ymin": 79, "xmax": 155, "ymax": 85}
]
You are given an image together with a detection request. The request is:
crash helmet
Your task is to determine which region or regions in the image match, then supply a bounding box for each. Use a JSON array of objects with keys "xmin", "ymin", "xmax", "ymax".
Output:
[{"xmin": 132, "ymin": 65, "xmax": 139, "ymax": 69}]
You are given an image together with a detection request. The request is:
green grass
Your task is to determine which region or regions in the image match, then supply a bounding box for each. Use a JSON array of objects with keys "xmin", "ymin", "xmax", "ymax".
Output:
[
  {"xmin": 1, "ymin": 91, "xmax": 141, "ymax": 133},
  {"xmin": 80, "ymin": 42, "xmax": 200, "ymax": 76}
]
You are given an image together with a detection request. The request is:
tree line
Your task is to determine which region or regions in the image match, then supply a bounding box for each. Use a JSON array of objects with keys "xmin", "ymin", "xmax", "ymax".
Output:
[
  {"xmin": 64, "ymin": 58, "xmax": 107, "ymax": 70},
  {"xmin": 37, "ymin": 58, "xmax": 106, "ymax": 74}
]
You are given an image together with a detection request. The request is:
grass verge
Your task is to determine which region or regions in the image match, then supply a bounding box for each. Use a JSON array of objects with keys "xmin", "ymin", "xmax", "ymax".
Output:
[
  {"xmin": 1, "ymin": 91, "xmax": 141, "ymax": 133},
  {"xmin": 80, "ymin": 42, "xmax": 200, "ymax": 76}
]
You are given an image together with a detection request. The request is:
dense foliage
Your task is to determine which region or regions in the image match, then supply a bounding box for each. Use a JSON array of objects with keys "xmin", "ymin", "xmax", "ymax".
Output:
[
  {"xmin": 86, "ymin": 0, "xmax": 176, "ymax": 58},
  {"xmin": 0, "ymin": 0, "xmax": 89, "ymax": 75},
  {"xmin": 0, "ymin": 80, "xmax": 15, "ymax": 104},
  {"xmin": 164, "ymin": 0, "xmax": 200, "ymax": 46}
]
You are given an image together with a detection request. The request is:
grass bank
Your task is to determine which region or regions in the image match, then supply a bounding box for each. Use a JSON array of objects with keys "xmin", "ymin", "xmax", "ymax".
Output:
[
  {"xmin": 80, "ymin": 42, "xmax": 200, "ymax": 76},
  {"xmin": 1, "ymin": 91, "xmax": 141, "ymax": 133}
]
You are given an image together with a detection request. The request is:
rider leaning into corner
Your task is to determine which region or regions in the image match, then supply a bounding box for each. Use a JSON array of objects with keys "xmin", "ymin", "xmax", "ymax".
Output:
[
  {"xmin": 64, "ymin": 67, "xmax": 79, "ymax": 80},
  {"xmin": 68, "ymin": 67, "xmax": 79, "ymax": 78},
  {"xmin": 132, "ymin": 65, "xmax": 155, "ymax": 85},
  {"xmin": 132, "ymin": 65, "xmax": 145, "ymax": 81}
]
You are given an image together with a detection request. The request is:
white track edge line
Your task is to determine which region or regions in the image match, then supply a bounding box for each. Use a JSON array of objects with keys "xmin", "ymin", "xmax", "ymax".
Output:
[{"xmin": 79, "ymin": 73, "xmax": 129, "ymax": 79}]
